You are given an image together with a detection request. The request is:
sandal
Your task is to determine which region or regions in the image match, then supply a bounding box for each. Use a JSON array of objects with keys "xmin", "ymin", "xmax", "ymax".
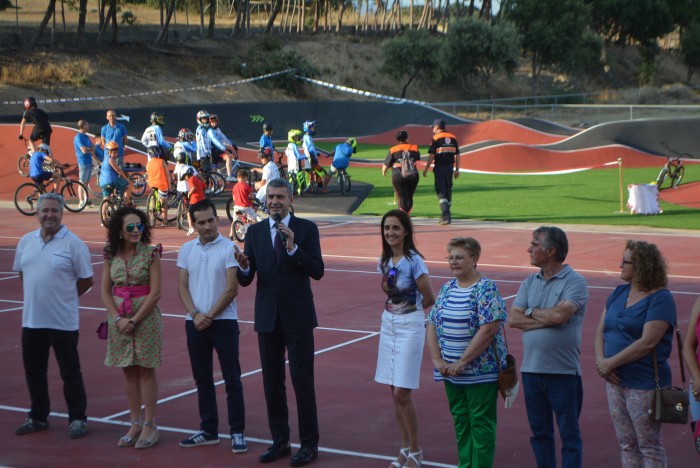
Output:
[
  {"xmin": 404, "ymin": 450, "xmax": 423, "ymax": 468},
  {"xmin": 135, "ymin": 421, "xmax": 158, "ymax": 449},
  {"xmin": 389, "ymin": 447, "xmax": 409, "ymax": 468},
  {"xmin": 117, "ymin": 420, "xmax": 142, "ymax": 447}
]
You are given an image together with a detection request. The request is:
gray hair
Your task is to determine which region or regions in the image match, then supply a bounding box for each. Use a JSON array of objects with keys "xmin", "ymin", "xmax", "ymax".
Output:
[
  {"xmin": 534, "ymin": 226, "xmax": 568, "ymax": 262},
  {"xmin": 37, "ymin": 193, "xmax": 64, "ymax": 212},
  {"xmin": 267, "ymin": 178, "xmax": 293, "ymax": 196}
]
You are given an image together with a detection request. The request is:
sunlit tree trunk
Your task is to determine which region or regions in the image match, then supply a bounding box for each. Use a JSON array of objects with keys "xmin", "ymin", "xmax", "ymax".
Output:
[
  {"xmin": 31, "ymin": 0, "xmax": 57, "ymax": 48},
  {"xmin": 155, "ymin": 0, "xmax": 176, "ymax": 44},
  {"xmin": 264, "ymin": 0, "xmax": 282, "ymax": 34}
]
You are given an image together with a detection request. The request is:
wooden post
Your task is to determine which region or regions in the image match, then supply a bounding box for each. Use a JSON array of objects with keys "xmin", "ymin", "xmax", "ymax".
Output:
[{"xmin": 618, "ymin": 158, "xmax": 624, "ymax": 213}]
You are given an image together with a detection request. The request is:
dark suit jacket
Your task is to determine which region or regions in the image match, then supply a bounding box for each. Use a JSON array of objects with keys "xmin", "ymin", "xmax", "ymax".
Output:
[{"xmin": 237, "ymin": 215, "xmax": 324, "ymax": 333}]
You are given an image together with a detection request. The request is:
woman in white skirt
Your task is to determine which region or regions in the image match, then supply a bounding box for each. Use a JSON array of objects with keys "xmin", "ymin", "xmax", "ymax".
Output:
[{"xmin": 376, "ymin": 209, "xmax": 435, "ymax": 468}]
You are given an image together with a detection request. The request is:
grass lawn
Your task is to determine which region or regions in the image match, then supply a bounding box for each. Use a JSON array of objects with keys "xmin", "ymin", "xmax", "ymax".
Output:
[{"xmin": 345, "ymin": 165, "xmax": 700, "ymax": 230}]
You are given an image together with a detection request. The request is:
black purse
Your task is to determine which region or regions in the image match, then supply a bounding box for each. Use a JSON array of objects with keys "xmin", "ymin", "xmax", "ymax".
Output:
[{"xmin": 649, "ymin": 327, "xmax": 689, "ymax": 424}]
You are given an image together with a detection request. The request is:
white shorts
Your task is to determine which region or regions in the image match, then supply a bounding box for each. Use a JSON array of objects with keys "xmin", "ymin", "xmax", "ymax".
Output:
[
  {"xmin": 234, "ymin": 206, "xmax": 258, "ymax": 221},
  {"xmin": 374, "ymin": 310, "xmax": 426, "ymax": 389}
]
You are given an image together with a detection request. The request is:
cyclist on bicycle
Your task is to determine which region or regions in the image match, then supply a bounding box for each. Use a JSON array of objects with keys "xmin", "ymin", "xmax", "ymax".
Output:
[
  {"xmin": 322, "ymin": 137, "xmax": 356, "ymax": 193},
  {"xmin": 141, "ymin": 112, "xmax": 172, "ymax": 160},
  {"xmin": 302, "ymin": 120, "xmax": 319, "ymax": 167},
  {"xmin": 100, "ymin": 141, "xmax": 133, "ymax": 222},
  {"xmin": 195, "ymin": 110, "xmax": 213, "ymax": 172},
  {"xmin": 260, "ymin": 122, "xmax": 275, "ymax": 153},
  {"xmin": 253, "ymin": 148, "xmax": 280, "ymax": 204},
  {"xmin": 29, "ymin": 143, "xmax": 62, "ymax": 192},
  {"xmin": 208, "ymin": 114, "xmax": 239, "ymax": 182},
  {"xmin": 173, "ymin": 150, "xmax": 198, "ymax": 198},
  {"xmin": 146, "ymin": 151, "xmax": 172, "ymax": 227},
  {"xmin": 174, "ymin": 128, "xmax": 197, "ymax": 166},
  {"xmin": 19, "ymin": 97, "xmax": 53, "ymax": 156},
  {"xmin": 285, "ymin": 129, "xmax": 307, "ymax": 191}
]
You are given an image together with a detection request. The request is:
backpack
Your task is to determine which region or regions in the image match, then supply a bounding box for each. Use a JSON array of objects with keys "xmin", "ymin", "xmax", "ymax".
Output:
[{"xmin": 400, "ymin": 151, "xmax": 417, "ymax": 177}]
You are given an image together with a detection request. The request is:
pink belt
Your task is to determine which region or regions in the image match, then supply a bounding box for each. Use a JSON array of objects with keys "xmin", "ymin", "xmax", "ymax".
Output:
[{"xmin": 113, "ymin": 284, "xmax": 150, "ymax": 317}]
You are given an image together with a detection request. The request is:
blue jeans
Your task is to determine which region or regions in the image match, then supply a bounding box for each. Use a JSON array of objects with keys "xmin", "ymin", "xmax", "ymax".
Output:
[
  {"xmin": 522, "ymin": 372, "xmax": 583, "ymax": 468},
  {"xmin": 185, "ymin": 320, "xmax": 245, "ymax": 435},
  {"xmin": 78, "ymin": 164, "xmax": 92, "ymax": 185}
]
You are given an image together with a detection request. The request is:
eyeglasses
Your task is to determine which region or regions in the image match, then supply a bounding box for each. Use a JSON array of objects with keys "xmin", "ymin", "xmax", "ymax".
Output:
[
  {"xmin": 125, "ymin": 223, "xmax": 145, "ymax": 233},
  {"xmin": 386, "ymin": 268, "xmax": 397, "ymax": 288},
  {"xmin": 446, "ymin": 255, "xmax": 467, "ymax": 262}
]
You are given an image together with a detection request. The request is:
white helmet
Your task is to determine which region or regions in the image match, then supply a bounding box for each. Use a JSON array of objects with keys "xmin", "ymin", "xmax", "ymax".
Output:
[{"xmin": 38, "ymin": 143, "xmax": 50, "ymax": 152}]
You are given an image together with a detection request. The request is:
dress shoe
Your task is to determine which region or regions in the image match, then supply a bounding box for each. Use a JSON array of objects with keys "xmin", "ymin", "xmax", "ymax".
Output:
[
  {"xmin": 259, "ymin": 442, "xmax": 292, "ymax": 463},
  {"xmin": 289, "ymin": 446, "xmax": 318, "ymax": 467}
]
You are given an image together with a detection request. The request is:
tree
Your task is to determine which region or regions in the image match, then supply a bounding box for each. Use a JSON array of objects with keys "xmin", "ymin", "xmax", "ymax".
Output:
[
  {"xmin": 682, "ymin": 21, "xmax": 700, "ymax": 83},
  {"xmin": 31, "ymin": 0, "xmax": 57, "ymax": 48},
  {"xmin": 76, "ymin": 0, "xmax": 88, "ymax": 47},
  {"xmin": 504, "ymin": 0, "xmax": 591, "ymax": 94},
  {"xmin": 381, "ymin": 29, "xmax": 441, "ymax": 98},
  {"xmin": 441, "ymin": 17, "xmax": 521, "ymax": 86}
]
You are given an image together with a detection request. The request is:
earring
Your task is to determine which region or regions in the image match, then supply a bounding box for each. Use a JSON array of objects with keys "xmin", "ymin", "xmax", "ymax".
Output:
[{"xmin": 119, "ymin": 234, "xmax": 123, "ymax": 239}]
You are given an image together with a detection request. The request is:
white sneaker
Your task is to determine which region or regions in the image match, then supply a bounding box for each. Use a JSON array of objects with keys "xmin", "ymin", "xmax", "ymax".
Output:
[{"xmin": 187, "ymin": 227, "xmax": 195, "ymax": 236}]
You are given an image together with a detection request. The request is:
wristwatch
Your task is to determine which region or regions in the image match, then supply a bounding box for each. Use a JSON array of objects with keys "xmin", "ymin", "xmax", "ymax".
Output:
[{"xmin": 524, "ymin": 307, "xmax": 534, "ymax": 318}]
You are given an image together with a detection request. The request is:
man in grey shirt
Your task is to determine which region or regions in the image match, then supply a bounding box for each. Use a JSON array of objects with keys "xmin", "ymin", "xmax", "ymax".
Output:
[{"xmin": 508, "ymin": 226, "xmax": 589, "ymax": 468}]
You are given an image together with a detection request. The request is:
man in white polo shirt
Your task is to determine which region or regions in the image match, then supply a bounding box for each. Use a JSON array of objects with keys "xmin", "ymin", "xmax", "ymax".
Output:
[
  {"xmin": 176, "ymin": 198, "xmax": 247, "ymax": 454},
  {"xmin": 12, "ymin": 192, "xmax": 94, "ymax": 439}
]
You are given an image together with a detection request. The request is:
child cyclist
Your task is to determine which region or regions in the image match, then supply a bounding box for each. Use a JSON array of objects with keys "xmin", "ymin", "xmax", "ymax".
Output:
[
  {"xmin": 141, "ymin": 112, "xmax": 172, "ymax": 160},
  {"xmin": 100, "ymin": 141, "xmax": 133, "ymax": 223},
  {"xmin": 19, "ymin": 96, "xmax": 53, "ymax": 156},
  {"xmin": 146, "ymin": 153, "xmax": 172, "ymax": 227},
  {"xmin": 207, "ymin": 114, "xmax": 239, "ymax": 182},
  {"xmin": 174, "ymin": 128, "xmax": 197, "ymax": 166},
  {"xmin": 229, "ymin": 168, "xmax": 261, "ymax": 240},
  {"xmin": 285, "ymin": 129, "xmax": 307, "ymax": 194},
  {"xmin": 183, "ymin": 168, "xmax": 205, "ymax": 236},
  {"xmin": 29, "ymin": 143, "xmax": 62, "ymax": 192},
  {"xmin": 323, "ymin": 137, "xmax": 357, "ymax": 192}
]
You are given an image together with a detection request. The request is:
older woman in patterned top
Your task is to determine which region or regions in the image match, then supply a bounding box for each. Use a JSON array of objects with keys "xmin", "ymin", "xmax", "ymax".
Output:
[
  {"xmin": 101, "ymin": 206, "xmax": 162, "ymax": 449},
  {"xmin": 426, "ymin": 237, "xmax": 507, "ymax": 468}
]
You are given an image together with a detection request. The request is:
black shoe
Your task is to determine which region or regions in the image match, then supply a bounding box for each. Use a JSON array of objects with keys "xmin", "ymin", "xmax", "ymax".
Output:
[
  {"xmin": 259, "ymin": 442, "xmax": 292, "ymax": 463},
  {"xmin": 289, "ymin": 446, "xmax": 318, "ymax": 467},
  {"xmin": 16, "ymin": 418, "xmax": 49, "ymax": 435}
]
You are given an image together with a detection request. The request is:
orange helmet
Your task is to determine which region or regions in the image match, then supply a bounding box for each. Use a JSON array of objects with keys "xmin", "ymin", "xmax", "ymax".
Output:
[{"xmin": 105, "ymin": 141, "xmax": 119, "ymax": 151}]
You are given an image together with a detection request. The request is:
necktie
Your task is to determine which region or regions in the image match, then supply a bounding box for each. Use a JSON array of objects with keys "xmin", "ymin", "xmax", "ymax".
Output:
[{"xmin": 274, "ymin": 224, "xmax": 284, "ymax": 262}]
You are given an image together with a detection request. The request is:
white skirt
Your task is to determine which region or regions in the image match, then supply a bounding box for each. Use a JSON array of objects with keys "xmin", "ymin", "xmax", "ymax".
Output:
[{"xmin": 374, "ymin": 309, "xmax": 426, "ymax": 390}]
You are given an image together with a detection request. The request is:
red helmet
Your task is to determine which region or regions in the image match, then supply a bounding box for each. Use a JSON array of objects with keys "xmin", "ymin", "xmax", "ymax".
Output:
[{"xmin": 24, "ymin": 97, "xmax": 37, "ymax": 110}]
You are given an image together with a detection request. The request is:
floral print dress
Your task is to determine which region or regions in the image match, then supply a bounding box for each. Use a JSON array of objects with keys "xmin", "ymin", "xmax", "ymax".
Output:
[{"xmin": 104, "ymin": 243, "xmax": 162, "ymax": 368}]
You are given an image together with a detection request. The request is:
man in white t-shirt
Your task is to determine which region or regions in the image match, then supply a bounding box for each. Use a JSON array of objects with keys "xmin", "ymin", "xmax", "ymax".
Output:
[
  {"xmin": 176, "ymin": 199, "xmax": 248, "ymax": 454},
  {"xmin": 254, "ymin": 148, "xmax": 280, "ymax": 204},
  {"xmin": 12, "ymin": 193, "xmax": 94, "ymax": 439}
]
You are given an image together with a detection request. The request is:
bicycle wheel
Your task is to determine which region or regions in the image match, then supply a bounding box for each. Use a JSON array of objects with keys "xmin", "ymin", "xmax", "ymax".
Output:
[
  {"xmin": 166, "ymin": 192, "xmax": 179, "ymax": 223},
  {"xmin": 656, "ymin": 167, "xmax": 670, "ymax": 191},
  {"xmin": 232, "ymin": 219, "xmax": 248, "ymax": 242},
  {"xmin": 87, "ymin": 165, "xmax": 102, "ymax": 197},
  {"xmin": 670, "ymin": 165, "xmax": 685, "ymax": 188},
  {"xmin": 287, "ymin": 172, "xmax": 299, "ymax": 198},
  {"xmin": 146, "ymin": 192, "xmax": 158, "ymax": 227},
  {"xmin": 210, "ymin": 171, "xmax": 226, "ymax": 196},
  {"xmin": 61, "ymin": 180, "xmax": 89, "ymax": 213},
  {"xmin": 130, "ymin": 173, "xmax": 147, "ymax": 197},
  {"xmin": 226, "ymin": 197, "xmax": 234, "ymax": 222},
  {"xmin": 100, "ymin": 199, "xmax": 116, "ymax": 227},
  {"xmin": 177, "ymin": 199, "xmax": 189, "ymax": 230},
  {"xmin": 17, "ymin": 154, "xmax": 30, "ymax": 177},
  {"xmin": 14, "ymin": 183, "xmax": 42, "ymax": 216},
  {"xmin": 342, "ymin": 171, "xmax": 351, "ymax": 193}
]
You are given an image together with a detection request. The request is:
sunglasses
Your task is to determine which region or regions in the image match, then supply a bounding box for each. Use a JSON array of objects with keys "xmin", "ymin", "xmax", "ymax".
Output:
[
  {"xmin": 125, "ymin": 223, "xmax": 145, "ymax": 233},
  {"xmin": 387, "ymin": 268, "xmax": 397, "ymax": 288}
]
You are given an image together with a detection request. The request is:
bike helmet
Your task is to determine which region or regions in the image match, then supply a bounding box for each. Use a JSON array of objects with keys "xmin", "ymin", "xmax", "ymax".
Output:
[
  {"xmin": 196, "ymin": 110, "xmax": 210, "ymax": 125},
  {"xmin": 184, "ymin": 167, "xmax": 195, "ymax": 177},
  {"xmin": 288, "ymin": 129, "xmax": 303, "ymax": 143},
  {"xmin": 262, "ymin": 122, "xmax": 274, "ymax": 132},
  {"xmin": 150, "ymin": 112, "xmax": 165, "ymax": 125},
  {"xmin": 258, "ymin": 147, "xmax": 273, "ymax": 159},
  {"xmin": 178, "ymin": 128, "xmax": 193, "ymax": 141},
  {"xmin": 303, "ymin": 120, "xmax": 317, "ymax": 135},
  {"xmin": 24, "ymin": 96, "xmax": 37, "ymax": 110},
  {"xmin": 38, "ymin": 143, "xmax": 50, "ymax": 152},
  {"xmin": 105, "ymin": 141, "xmax": 119, "ymax": 151},
  {"xmin": 174, "ymin": 151, "xmax": 187, "ymax": 163},
  {"xmin": 346, "ymin": 137, "xmax": 358, "ymax": 153},
  {"xmin": 396, "ymin": 130, "xmax": 408, "ymax": 142},
  {"xmin": 209, "ymin": 114, "xmax": 219, "ymax": 126}
]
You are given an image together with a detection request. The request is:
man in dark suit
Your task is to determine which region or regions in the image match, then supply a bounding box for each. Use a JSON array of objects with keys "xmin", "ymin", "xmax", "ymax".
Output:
[{"xmin": 235, "ymin": 178, "xmax": 324, "ymax": 467}]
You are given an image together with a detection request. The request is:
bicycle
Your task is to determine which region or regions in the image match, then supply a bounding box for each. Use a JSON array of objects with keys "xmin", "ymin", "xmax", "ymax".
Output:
[
  {"xmin": 125, "ymin": 163, "xmax": 148, "ymax": 197},
  {"xmin": 657, "ymin": 141, "xmax": 689, "ymax": 191},
  {"xmin": 146, "ymin": 190, "xmax": 178, "ymax": 227},
  {"xmin": 100, "ymin": 187, "xmax": 127, "ymax": 227},
  {"xmin": 17, "ymin": 143, "xmax": 65, "ymax": 177},
  {"xmin": 228, "ymin": 200, "xmax": 263, "ymax": 242},
  {"xmin": 176, "ymin": 194, "xmax": 190, "ymax": 231},
  {"xmin": 14, "ymin": 165, "xmax": 88, "ymax": 216},
  {"xmin": 336, "ymin": 167, "xmax": 352, "ymax": 195}
]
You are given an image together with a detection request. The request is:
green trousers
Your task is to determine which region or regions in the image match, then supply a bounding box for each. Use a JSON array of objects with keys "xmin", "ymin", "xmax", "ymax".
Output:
[{"xmin": 444, "ymin": 380, "xmax": 498, "ymax": 468}]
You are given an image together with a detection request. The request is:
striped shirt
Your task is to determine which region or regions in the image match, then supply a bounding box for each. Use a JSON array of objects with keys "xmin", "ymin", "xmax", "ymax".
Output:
[{"xmin": 428, "ymin": 277, "xmax": 507, "ymax": 385}]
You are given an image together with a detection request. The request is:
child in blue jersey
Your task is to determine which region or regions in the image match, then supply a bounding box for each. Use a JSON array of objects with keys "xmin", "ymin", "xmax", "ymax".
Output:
[
  {"xmin": 323, "ymin": 138, "xmax": 356, "ymax": 192},
  {"xmin": 29, "ymin": 143, "xmax": 61, "ymax": 192},
  {"xmin": 207, "ymin": 114, "xmax": 239, "ymax": 182},
  {"xmin": 302, "ymin": 120, "xmax": 319, "ymax": 167},
  {"xmin": 195, "ymin": 110, "xmax": 212, "ymax": 172},
  {"xmin": 174, "ymin": 128, "xmax": 197, "ymax": 166}
]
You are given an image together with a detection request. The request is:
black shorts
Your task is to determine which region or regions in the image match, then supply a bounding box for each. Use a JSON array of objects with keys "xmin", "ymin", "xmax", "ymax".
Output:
[{"xmin": 30, "ymin": 129, "xmax": 52, "ymax": 145}]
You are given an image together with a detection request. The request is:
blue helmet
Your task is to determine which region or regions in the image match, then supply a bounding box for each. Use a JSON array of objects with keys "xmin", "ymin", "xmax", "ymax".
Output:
[{"xmin": 303, "ymin": 120, "xmax": 317, "ymax": 135}]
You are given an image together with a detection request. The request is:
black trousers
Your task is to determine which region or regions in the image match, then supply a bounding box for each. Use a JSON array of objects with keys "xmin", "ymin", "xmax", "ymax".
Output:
[
  {"xmin": 258, "ymin": 319, "xmax": 319, "ymax": 448},
  {"xmin": 21, "ymin": 327, "xmax": 87, "ymax": 423},
  {"xmin": 391, "ymin": 171, "xmax": 419, "ymax": 213}
]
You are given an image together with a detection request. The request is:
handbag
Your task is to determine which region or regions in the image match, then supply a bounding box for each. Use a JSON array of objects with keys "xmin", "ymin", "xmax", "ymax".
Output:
[
  {"xmin": 649, "ymin": 327, "xmax": 689, "ymax": 424},
  {"xmin": 96, "ymin": 321, "xmax": 108, "ymax": 340},
  {"xmin": 491, "ymin": 331, "xmax": 518, "ymax": 400}
]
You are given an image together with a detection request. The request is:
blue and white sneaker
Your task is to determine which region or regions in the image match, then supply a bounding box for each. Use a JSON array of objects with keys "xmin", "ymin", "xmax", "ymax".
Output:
[{"xmin": 231, "ymin": 432, "xmax": 248, "ymax": 453}]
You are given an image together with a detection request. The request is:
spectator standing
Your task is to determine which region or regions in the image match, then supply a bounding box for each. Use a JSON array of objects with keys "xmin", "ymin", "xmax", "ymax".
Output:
[
  {"xmin": 74, "ymin": 120, "xmax": 100, "ymax": 206},
  {"xmin": 508, "ymin": 226, "xmax": 589, "ymax": 468},
  {"xmin": 682, "ymin": 297, "xmax": 700, "ymax": 454},
  {"xmin": 102, "ymin": 109, "xmax": 128, "ymax": 168},
  {"xmin": 12, "ymin": 193, "xmax": 93, "ymax": 439},
  {"xmin": 376, "ymin": 209, "xmax": 435, "ymax": 468},
  {"xmin": 422, "ymin": 119, "xmax": 460, "ymax": 225},
  {"xmin": 235, "ymin": 179, "xmax": 324, "ymax": 466},
  {"xmin": 101, "ymin": 206, "xmax": 163, "ymax": 449},
  {"xmin": 19, "ymin": 96, "xmax": 52, "ymax": 155},
  {"xmin": 383, "ymin": 130, "xmax": 420, "ymax": 214},
  {"xmin": 594, "ymin": 240, "xmax": 676, "ymax": 466},
  {"xmin": 177, "ymin": 199, "xmax": 247, "ymax": 454}
]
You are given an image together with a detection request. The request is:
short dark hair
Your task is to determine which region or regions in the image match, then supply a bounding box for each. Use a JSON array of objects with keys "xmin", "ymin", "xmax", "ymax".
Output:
[
  {"xmin": 188, "ymin": 198, "xmax": 217, "ymax": 221},
  {"xmin": 267, "ymin": 178, "xmax": 293, "ymax": 196},
  {"xmin": 534, "ymin": 226, "xmax": 569, "ymax": 262}
]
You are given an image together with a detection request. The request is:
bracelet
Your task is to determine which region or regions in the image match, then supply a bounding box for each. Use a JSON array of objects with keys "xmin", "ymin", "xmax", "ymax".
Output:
[
  {"xmin": 189, "ymin": 309, "xmax": 199, "ymax": 319},
  {"xmin": 113, "ymin": 314, "xmax": 121, "ymax": 324}
]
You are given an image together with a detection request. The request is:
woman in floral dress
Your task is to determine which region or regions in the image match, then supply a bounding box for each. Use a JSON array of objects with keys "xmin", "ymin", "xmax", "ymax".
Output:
[{"xmin": 101, "ymin": 206, "xmax": 162, "ymax": 449}]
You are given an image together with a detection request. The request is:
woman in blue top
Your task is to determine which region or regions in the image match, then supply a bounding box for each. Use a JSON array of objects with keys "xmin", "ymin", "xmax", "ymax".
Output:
[
  {"xmin": 375, "ymin": 209, "xmax": 435, "ymax": 468},
  {"xmin": 426, "ymin": 237, "xmax": 507, "ymax": 468},
  {"xmin": 594, "ymin": 240, "xmax": 676, "ymax": 467}
]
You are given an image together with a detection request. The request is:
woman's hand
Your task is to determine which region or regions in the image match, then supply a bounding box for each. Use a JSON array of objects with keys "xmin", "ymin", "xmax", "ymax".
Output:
[
  {"xmin": 445, "ymin": 360, "xmax": 465, "ymax": 377},
  {"xmin": 693, "ymin": 379, "xmax": 700, "ymax": 402},
  {"xmin": 431, "ymin": 357, "xmax": 450, "ymax": 377},
  {"xmin": 117, "ymin": 317, "xmax": 134, "ymax": 334},
  {"xmin": 596, "ymin": 357, "xmax": 620, "ymax": 384}
]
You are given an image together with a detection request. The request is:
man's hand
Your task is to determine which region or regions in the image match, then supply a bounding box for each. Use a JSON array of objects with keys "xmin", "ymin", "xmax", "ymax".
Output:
[
  {"xmin": 277, "ymin": 222, "xmax": 295, "ymax": 251},
  {"xmin": 235, "ymin": 250, "xmax": 249, "ymax": 270},
  {"xmin": 454, "ymin": 171, "xmax": 460, "ymax": 179},
  {"xmin": 18, "ymin": 134, "xmax": 24, "ymax": 140},
  {"xmin": 193, "ymin": 312, "xmax": 213, "ymax": 331}
]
